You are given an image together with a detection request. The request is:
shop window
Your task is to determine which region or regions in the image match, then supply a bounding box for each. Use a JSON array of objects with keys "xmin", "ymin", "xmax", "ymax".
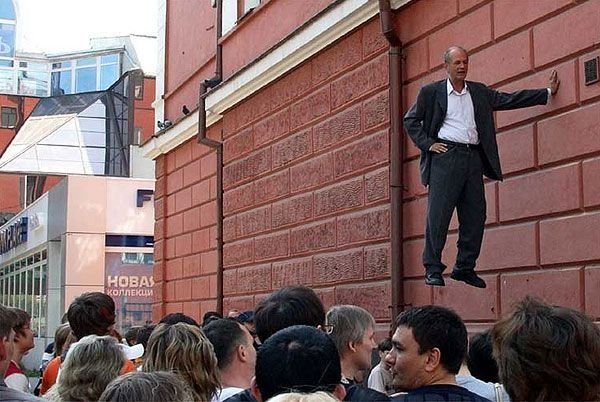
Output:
[
  {"xmin": 1, "ymin": 106, "xmax": 17, "ymax": 128},
  {"xmin": 0, "ymin": 250, "xmax": 48, "ymax": 337}
]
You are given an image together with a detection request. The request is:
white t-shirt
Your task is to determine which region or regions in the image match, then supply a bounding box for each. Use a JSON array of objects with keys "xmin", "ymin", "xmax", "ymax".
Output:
[{"xmin": 211, "ymin": 386, "xmax": 246, "ymax": 402}]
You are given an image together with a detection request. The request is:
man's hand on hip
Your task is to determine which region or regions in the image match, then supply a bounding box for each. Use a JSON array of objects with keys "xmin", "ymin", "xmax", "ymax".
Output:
[
  {"xmin": 429, "ymin": 143, "xmax": 448, "ymax": 153},
  {"xmin": 549, "ymin": 70, "xmax": 560, "ymax": 95}
]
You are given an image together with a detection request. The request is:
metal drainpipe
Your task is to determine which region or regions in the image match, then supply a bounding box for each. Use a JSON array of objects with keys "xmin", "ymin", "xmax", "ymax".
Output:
[
  {"xmin": 198, "ymin": 0, "xmax": 224, "ymax": 314},
  {"xmin": 379, "ymin": 0, "xmax": 405, "ymax": 319}
]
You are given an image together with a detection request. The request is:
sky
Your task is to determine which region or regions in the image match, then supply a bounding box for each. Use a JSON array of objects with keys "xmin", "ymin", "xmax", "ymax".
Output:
[{"xmin": 15, "ymin": 0, "xmax": 157, "ymax": 54}]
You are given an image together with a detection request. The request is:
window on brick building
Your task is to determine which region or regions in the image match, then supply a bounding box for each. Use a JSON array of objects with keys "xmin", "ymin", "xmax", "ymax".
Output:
[
  {"xmin": 1, "ymin": 106, "xmax": 17, "ymax": 128},
  {"xmin": 134, "ymin": 73, "xmax": 144, "ymax": 100},
  {"xmin": 222, "ymin": 0, "xmax": 261, "ymax": 35}
]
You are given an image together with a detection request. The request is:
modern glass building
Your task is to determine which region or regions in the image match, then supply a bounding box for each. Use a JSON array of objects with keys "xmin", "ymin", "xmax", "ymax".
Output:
[{"xmin": 0, "ymin": 70, "xmax": 141, "ymax": 177}]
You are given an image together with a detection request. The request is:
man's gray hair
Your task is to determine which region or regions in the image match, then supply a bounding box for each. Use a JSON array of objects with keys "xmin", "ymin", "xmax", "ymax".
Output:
[
  {"xmin": 326, "ymin": 305, "xmax": 375, "ymax": 356},
  {"xmin": 444, "ymin": 46, "xmax": 468, "ymax": 64}
]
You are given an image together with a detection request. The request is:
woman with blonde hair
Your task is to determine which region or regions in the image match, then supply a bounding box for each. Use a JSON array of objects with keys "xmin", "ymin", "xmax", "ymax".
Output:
[
  {"xmin": 143, "ymin": 322, "xmax": 220, "ymax": 402},
  {"xmin": 45, "ymin": 335, "xmax": 125, "ymax": 401}
]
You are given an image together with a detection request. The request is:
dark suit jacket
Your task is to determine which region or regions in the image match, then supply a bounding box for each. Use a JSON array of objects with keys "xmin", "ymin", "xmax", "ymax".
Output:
[{"xmin": 404, "ymin": 79, "xmax": 548, "ymax": 185}]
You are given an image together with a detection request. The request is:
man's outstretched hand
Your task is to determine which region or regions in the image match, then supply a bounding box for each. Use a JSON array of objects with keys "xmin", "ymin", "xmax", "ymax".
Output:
[{"xmin": 549, "ymin": 70, "xmax": 560, "ymax": 95}]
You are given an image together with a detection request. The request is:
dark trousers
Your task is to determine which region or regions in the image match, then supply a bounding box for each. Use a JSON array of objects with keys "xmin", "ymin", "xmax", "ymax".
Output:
[{"xmin": 423, "ymin": 144, "xmax": 486, "ymax": 274}]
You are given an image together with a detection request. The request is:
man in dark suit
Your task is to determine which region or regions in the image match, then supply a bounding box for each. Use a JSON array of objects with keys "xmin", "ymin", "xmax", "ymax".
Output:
[{"xmin": 404, "ymin": 46, "xmax": 560, "ymax": 288}]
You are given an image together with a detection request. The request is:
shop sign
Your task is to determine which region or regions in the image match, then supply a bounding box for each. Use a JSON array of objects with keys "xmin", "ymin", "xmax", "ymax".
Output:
[
  {"xmin": 0, "ymin": 217, "xmax": 28, "ymax": 255},
  {"xmin": 105, "ymin": 252, "xmax": 154, "ymax": 328},
  {"xmin": 136, "ymin": 189, "xmax": 154, "ymax": 207},
  {"xmin": 106, "ymin": 275, "xmax": 155, "ymax": 297}
]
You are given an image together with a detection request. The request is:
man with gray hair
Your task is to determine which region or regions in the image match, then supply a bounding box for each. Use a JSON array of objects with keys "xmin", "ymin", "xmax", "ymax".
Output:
[
  {"xmin": 0, "ymin": 304, "xmax": 42, "ymax": 401},
  {"xmin": 326, "ymin": 305, "xmax": 388, "ymax": 401}
]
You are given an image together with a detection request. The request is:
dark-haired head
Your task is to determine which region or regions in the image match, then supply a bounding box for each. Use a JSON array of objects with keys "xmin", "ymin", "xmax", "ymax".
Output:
[
  {"xmin": 254, "ymin": 286, "xmax": 325, "ymax": 343},
  {"xmin": 67, "ymin": 292, "xmax": 116, "ymax": 340},
  {"xmin": 253, "ymin": 325, "xmax": 344, "ymax": 402},
  {"xmin": 386, "ymin": 305, "xmax": 467, "ymax": 391},
  {"xmin": 135, "ymin": 324, "xmax": 155, "ymax": 354},
  {"xmin": 491, "ymin": 297, "xmax": 600, "ymax": 401},
  {"xmin": 377, "ymin": 338, "xmax": 392, "ymax": 353},
  {"xmin": 203, "ymin": 318, "xmax": 251, "ymax": 370},
  {"xmin": 467, "ymin": 330, "xmax": 499, "ymax": 383},
  {"xmin": 124, "ymin": 326, "xmax": 141, "ymax": 346},
  {"xmin": 158, "ymin": 312, "xmax": 199, "ymax": 327},
  {"xmin": 202, "ymin": 311, "xmax": 223, "ymax": 327}
]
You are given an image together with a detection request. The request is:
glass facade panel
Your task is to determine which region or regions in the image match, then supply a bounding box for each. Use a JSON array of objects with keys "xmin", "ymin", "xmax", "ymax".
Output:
[
  {"xmin": 0, "ymin": 23, "xmax": 15, "ymax": 59},
  {"xmin": 101, "ymin": 54, "xmax": 119, "ymax": 64},
  {"xmin": 100, "ymin": 64, "xmax": 118, "ymax": 89},
  {"xmin": 24, "ymin": 269, "xmax": 31, "ymax": 315},
  {"xmin": 0, "ymin": 69, "xmax": 14, "ymax": 93},
  {"xmin": 18, "ymin": 70, "xmax": 49, "ymax": 96},
  {"xmin": 51, "ymin": 70, "xmax": 72, "ymax": 96},
  {"xmin": 0, "ymin": 59, "xmax": 13, "ymax": 67},
  {"xmin": 75, "ymin": 67, "xmax": 96, "ymax": 92},
  {"xmin": 32, "ymin": 265, "xmax": 40, "ymax": 334},
  {"xmin": 77, "ymin": 57, "xmax": 96, "ymax": 66},
  {"xmin": 52, "ymin": 61, "xmax": 72, "ymax": 69},
  {"xmin": 0, "ymin": 250, "xmax": 48, "ymax": 337},
  {"xmin": 40, "ymin": 264, "xmax": 47, "ymax": 336}
]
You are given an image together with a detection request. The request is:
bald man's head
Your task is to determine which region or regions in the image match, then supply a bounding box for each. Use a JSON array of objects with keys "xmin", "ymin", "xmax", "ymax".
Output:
[
  {"xmin": 444, "ymin": 46, "xmax": 468, "ymax": 64},
  {"xmin": 444, "ymin": 46, "xmax": 469, "ymax": 83}
]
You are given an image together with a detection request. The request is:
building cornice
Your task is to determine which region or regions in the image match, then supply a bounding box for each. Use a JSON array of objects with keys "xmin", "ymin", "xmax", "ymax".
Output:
[{"xmin": 142, "ymin": 0, "xmax": 410, "ymax": 159}]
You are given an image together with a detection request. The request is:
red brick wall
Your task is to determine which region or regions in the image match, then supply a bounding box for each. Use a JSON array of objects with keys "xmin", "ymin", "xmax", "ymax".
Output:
[
  {"xmin": 400, "ymin": 0, "xmax": 600, "ymax": 323},
  {"xmin": 134, "ymin": 77, "xmax": 156, "ymax": 144},
  {"xmin": 152, "ymin": 123, "xmax": 222, "ymax": 323},
  {"xmin": 153, "ymin": 17, "xmax": 392, "ymax": 323},
  {"xmin": 220, "ymin": 17, "xmax": 391, "ymax": 321}
]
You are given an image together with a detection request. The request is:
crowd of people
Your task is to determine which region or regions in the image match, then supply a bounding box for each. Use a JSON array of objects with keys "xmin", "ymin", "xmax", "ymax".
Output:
[{"xmin": 0, "ymin": 285, "xmax": 599, "ymax": 401}]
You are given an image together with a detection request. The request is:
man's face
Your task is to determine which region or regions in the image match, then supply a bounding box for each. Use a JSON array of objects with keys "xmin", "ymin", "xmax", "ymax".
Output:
[
  {"xmin": 385, "ymin": 326, "xmax": 429, "ymax": 391},
  {"xmin": 353, "ymin": 325, "xmax": 376, "ymax": 371},
  {"xmin": 240, "ymin": 323, "xmax": 257, "ymax": 373},
  {"xmin": 445, "ymin": 48, "xmax": 469, "ymax": 82}
]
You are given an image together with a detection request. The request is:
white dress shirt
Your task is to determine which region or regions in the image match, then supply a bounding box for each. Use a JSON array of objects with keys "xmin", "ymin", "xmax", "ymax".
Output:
[{"xmin": 438, "ymin": 79, "xmax": 479, "ymax": 144}]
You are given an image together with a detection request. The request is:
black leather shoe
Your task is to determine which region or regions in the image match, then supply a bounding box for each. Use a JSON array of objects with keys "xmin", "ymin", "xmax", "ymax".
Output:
[
  {"xmin": 425, "ymin": 272, "xmax": 445, "ymax": 286},
  {"xmin": 450, "ymin": 270, "xmax": 486, "ymax": 288}
]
